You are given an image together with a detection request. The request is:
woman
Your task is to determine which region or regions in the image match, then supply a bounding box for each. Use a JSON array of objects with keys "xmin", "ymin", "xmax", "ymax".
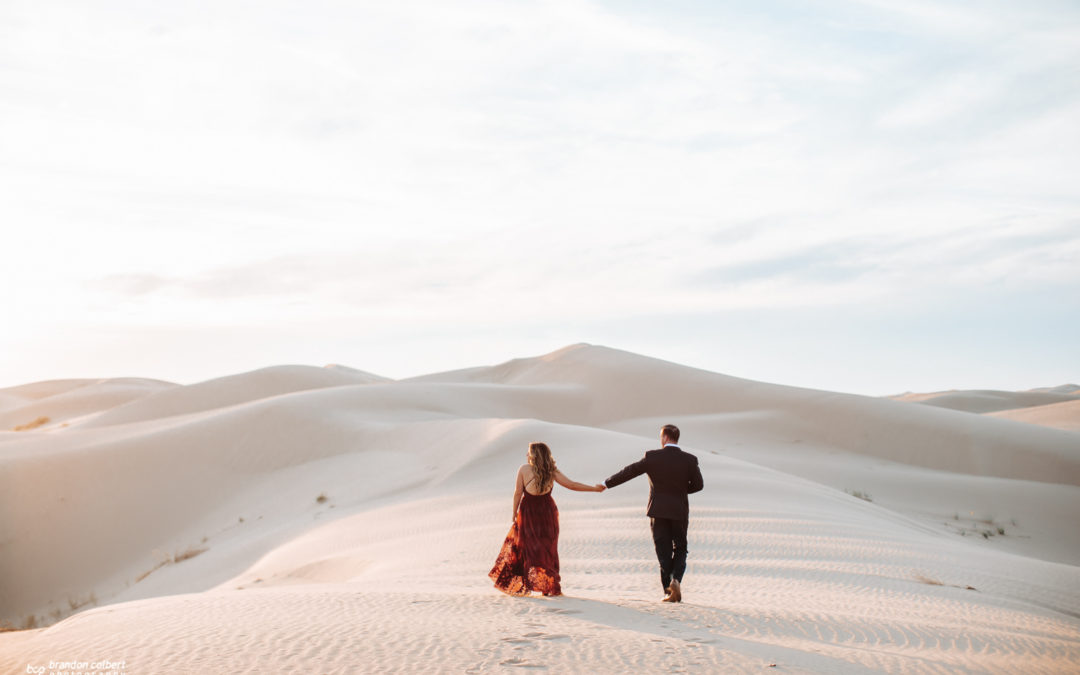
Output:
[{"xmin": 489, "ymin": 442, "xmax": 605, "ymax": 596}]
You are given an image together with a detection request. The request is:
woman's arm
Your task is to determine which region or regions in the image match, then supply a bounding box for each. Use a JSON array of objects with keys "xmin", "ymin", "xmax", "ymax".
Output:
[
  {"xmin": 512, "ymin": 466, "xmax": 525, "ymax": 520},
  {"xmin": 554, "ymin": 469, "xmax": 606, "ymax": 492}
]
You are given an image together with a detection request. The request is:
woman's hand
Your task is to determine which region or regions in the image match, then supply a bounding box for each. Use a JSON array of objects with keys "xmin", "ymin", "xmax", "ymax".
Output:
[{"xmin": 593, "ymin": 484, "xmax": 606, "ymax": 492}]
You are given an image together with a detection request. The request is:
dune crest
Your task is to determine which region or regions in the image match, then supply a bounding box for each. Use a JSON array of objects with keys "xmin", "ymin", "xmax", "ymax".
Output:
[{"xmin": 76, "ymin": 364, "xmax": 387, "ymax": 429}]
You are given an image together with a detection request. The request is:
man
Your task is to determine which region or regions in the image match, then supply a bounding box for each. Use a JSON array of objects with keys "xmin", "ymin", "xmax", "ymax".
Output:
[{"xmin": 603, "ymin": 424, "xmax": 704, "ymax": 602}]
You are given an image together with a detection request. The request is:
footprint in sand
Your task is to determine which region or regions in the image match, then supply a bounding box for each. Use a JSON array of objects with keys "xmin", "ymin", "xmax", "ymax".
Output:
[
  {"xmin": 504, "ymin": 632, "xmax": 571, "ymax": 645},
  {"xmin": 498, "ymin": 657, "xmax": 548, "ymax": 669}
]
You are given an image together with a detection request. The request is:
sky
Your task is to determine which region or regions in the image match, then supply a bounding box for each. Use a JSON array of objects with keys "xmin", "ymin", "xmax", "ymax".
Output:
[{"xmin": 2, "ymin": 0, "xmax": 1078, "ymax": 396}]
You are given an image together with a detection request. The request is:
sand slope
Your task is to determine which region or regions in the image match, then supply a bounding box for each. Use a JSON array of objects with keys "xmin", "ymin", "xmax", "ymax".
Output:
[
  {"xmin": 0, "ymin": 378, "xmax": 175, "ymax": 431},
  {"xmin": 74, "ymin": 364, "xmax": 386, "ymax": 429},
  {"xmin": 1027, "ymin": 384, "xmax": 1080, "ymax": 395},
  {"xmin": 988, "ymin": 399, "xmax": 1080, "ymax": 432},
  {"xmin": 889, "ymin": 388, "xmax": 1078, "ymax": 413},
  {"xmin": 2, "ymin": 345, "xmax": 1078, "ymax": 673},
  {"xmin": 890, "ymin": 384, "xmax": 1080, "ymax": 433}
]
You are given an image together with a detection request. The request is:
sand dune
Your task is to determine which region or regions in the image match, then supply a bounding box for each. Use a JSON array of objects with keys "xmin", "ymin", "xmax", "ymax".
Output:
[
  {"xmin": 2, "ymin": 345, "xmax": 1078, "ymax": 672},
  {"xmin": 890, "ymin": 383, "xmax": 1080, "ymax": 434},
  {"xmin": 890, "ymin": 388, "xmax": 1079, "ymax": 413},
  {"xmin": 988, "ymin": 399, "xmax": 1080, "ymax": 432},
  {"xmin": 0, "ymin": 378, "xmax": 175, "ymax": 431},
  {"xmin": 75, "ymin": 364, "xmax": 386, "ymax": 429},
  {"xmin": 1029, "ymin": 384, "xmax": 1080, "ymax": 395},
  {"xmin": 417, "ymin": 345, "xmax": 1080, "ymax": 486}
]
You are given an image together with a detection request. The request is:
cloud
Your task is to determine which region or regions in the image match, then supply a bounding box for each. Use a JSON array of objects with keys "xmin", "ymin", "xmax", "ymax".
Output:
[
  {"xmin": 95, "ymin": 274, "xmax": 171, "ymax": 296},
  {"xmin": 696, "ymin": 242, "xmax": 876, "ymax": 285}
]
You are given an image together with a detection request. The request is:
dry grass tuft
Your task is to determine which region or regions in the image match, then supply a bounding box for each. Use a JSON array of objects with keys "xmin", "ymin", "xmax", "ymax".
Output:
[
  {"xmin": 67, "ymin": 592, "xmax": 97, "ymax": 612},
  {"xmin": 135, "ymin": 559, "xmax": 167, "ymax": 583},
  {"xmin": 14, "ymin": 416, "xmax": 50, "ymax": 431},
  {"xmin": 0, "ymin": 594, "xmax": 98, "ymax": 633},
  {"xmin": 135, "ymin": 545, "xmax": 208, "ymax": 583},
  {"xmin": 914, "ymin": 574, "xmax": 944, "ymax": 586},
  {"xmin": 316, "ymin": 493, "xmax": 328, "ymax": 504},
  {"xmin": 944, "ymin": 513, "xmax": 1010, "ymax": 539},
  {"xmin": 173, "ymin": 546, "xmax": 208, "ymax": 563}
]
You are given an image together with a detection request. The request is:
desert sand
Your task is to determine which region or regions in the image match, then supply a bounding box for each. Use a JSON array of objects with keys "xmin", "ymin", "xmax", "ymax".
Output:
[{"xmin": 1, "ymin": 344, "xmax": 1078, "ymax": 673}]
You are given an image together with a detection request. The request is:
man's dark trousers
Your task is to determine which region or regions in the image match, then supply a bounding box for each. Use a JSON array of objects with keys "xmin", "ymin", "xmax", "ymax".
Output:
[{"xmin": 651, "ymin": 516, "xmax": 688, "ymax": 591}]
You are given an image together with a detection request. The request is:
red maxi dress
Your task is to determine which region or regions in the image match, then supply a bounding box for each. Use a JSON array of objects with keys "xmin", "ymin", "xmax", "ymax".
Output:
[{"xmin": 489, "ymin": 490, "xmax": 562, "ymax": 596}]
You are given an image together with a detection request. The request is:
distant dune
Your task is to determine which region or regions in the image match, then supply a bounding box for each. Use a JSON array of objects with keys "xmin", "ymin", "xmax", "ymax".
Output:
[
  {"xmin": 76, "ymin": 364, "xmax": 386, "ymax": 429},
  {"xmin": 2, "ymin": 345, "xmax": 1078, "ymax": 673},
  {"xmin": 1029, "ymin": 384, "xmax": 1080, "ymax": 395},
  {"xmin": 0, "ymin": 378, "xmax": 176, "ymax": 431},
  {"xmin": 988, "ymin": 399, "xmax": 1080, "ymax": 432},
  {"xmin": 889, "ymin": 383, "xmax": 1080, "ymax": 436},
  {"xmin": 889, "ymin": 388, "xmax": 1079, "ymax": 413}
]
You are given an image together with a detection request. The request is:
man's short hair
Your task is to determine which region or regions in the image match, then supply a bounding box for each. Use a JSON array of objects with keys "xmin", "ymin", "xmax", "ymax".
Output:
[{"xmin": 661, "ymin": 424, "xmax": 680, "ymax": 443}]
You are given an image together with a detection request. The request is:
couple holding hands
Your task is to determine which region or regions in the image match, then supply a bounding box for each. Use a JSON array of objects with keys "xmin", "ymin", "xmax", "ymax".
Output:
[{"xmin": 489, "ymin": 425, "xmax": 704, "ymax": 603}]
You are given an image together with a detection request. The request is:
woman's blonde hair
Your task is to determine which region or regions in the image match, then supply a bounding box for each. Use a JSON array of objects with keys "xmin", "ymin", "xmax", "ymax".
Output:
[{"xmin": 528, "ymin": 442, "xmax": 557, "ymax": 492}]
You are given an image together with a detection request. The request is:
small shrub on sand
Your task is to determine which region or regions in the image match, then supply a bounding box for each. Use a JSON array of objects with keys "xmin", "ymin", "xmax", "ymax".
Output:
[
  {"xmin": 316, "ymin": 493, "xmax": 328, "ymax": 504},
  {"xmin": 135, "ymin": 545, "xmax": 208, "ymax": 583},
  {"xmin": 67, "ymin": 592, "xmax": 97, "ymax": 612},
  {"xmin": 0, "ymin": 615, "xmax": 43, "ymax": 631},
  {"xmin": 14, "ymin": 416, "xmax": 50, "ymax": 431},
  {"xmin": 135, "ymin": 559, "xmax": 168, "ymax": 583},
  {"xmin": 844, "ymin": 488, "xmax": 873, "ymax": 502},
  {"xmin": 944, "ymin": 514, "xmax": 1009, "ymax": 540},
  {"xmin": 914, "ymin": 574, "xmax": 944, "ymax": 586},
  {"xmin": 173, "ymin": 546, "xmax": 208, "ymax": 563}
]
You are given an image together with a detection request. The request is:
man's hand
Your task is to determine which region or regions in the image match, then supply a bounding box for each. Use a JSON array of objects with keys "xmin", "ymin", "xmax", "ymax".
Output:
[{"xmin": 594, "ymin": 484, "xmax": 606, "ymax": 492}]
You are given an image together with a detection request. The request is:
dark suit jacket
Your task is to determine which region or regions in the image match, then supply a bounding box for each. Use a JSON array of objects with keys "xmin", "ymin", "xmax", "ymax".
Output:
[{"xmin": 604, "ymin": 445, "xmax": 704, "ymax": 520}]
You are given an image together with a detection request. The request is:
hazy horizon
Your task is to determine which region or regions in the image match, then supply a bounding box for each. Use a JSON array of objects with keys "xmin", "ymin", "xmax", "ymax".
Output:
[{"xmin": 2, "ymin": 341, "xmax": 1077, "ymax": 399}]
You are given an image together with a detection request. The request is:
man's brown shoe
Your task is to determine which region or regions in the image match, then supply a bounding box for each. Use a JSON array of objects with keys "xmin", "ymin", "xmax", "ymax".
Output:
[{"xmin": 666, "ymin": 579, "xmax": 682, "ymax": 603}]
